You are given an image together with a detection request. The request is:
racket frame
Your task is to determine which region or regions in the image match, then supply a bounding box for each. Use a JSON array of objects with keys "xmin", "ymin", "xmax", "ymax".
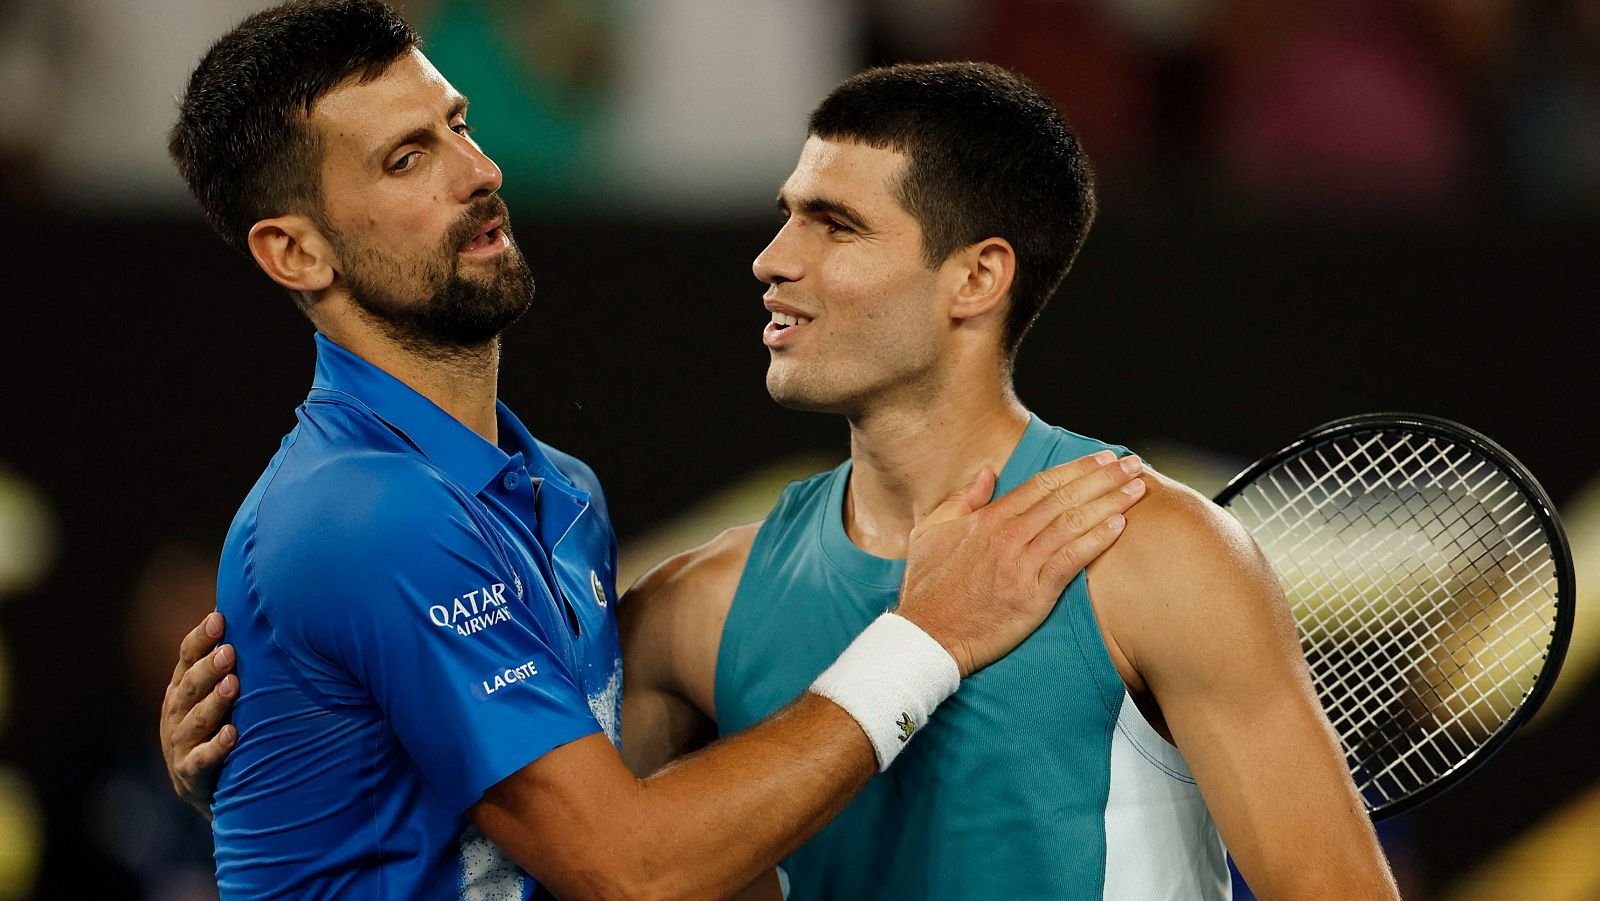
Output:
[{"xmin": 1212, "ymin": 412, "xmax": 1576, "ymax": 821}]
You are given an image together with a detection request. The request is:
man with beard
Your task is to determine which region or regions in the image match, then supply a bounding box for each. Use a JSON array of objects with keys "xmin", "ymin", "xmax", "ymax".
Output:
[
  {"xmin": 171, "ymin": 58, "xmax": 1400, "ymax": 898},
  {"xmin": 161, "ymin": 3, "xmax": 1143, "ymax": 899}
]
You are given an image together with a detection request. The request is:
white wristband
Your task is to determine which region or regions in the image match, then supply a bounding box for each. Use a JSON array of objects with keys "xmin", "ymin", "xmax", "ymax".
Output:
[{"xmin": 809, "ymin": 612, "xmax": 961, "ymax": 771}]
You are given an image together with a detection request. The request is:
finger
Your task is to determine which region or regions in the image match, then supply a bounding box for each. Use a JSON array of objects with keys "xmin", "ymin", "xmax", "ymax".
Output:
[
  {"xmin": 1040, "ymin": 514, "xmax": 1129, "ymax": 589},
  {"xmin": 181, "ymin": 723, "xmax": 237, "ymax": 782},
  {"xmin": 176, "ymin": 673, "xmax": 239, "ymax": 747},
  {"xmin": 912, "ymin": 467, "xmax": 996, "ymax": 535},
  {"xmin": 168, "ymin": 643, "xmax": 234, "ymax": 717},
  {"xmin": 989, "ymin": 450, "xmax": 1121, "ymax": 517},
  {"xmin": 1024, "ymin": 476, "xmax": 1145, "ymax": 560},
  {"xmin": 1009, "ymin": 454, "xmax": 1143, "ymax": 542},
  {"xmin": 173, "ymin": 612, "xmax": 225, "ymax": 682},
  {"xmin": 961, "ymin": 467, "xmax": 997, "ymax": 510}
]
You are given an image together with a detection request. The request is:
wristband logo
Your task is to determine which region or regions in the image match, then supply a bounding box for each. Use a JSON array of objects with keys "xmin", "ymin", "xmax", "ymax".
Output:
[
  {"xmin": 429, "ymin": 582, "xmax": 513, "ymax": 637},
  {"xmin": 897, "ymin": 712, "xmax": 917, "ymax": 742}
]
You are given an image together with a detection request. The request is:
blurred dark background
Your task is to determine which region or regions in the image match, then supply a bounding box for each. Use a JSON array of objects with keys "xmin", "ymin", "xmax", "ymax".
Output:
[{"xmin": 1, "ymin": 1, "xmax": 1597, "ymax": 899}]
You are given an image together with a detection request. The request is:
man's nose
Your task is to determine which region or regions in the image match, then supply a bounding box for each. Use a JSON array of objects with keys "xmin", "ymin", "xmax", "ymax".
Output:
[
  {"xmin": 451, "ymin": 134, "xmax": 503, "ymax": 202},
  {"xmin": 753, "ymin": 220, "xmax": 803, "ymax": 285}
]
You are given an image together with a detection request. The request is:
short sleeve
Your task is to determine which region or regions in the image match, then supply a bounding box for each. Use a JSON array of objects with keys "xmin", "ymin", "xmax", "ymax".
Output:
[{"xmin": 253, "ymin": 453, "xmax": 601, "ymax": 813}]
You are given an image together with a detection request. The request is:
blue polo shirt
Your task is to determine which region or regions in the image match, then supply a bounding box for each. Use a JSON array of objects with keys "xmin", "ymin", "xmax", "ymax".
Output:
[{"xmin": 211, "ymin": 333, "xmax": 623, "ymax": 899}]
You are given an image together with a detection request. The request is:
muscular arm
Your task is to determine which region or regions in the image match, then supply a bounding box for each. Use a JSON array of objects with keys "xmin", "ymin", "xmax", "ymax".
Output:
[
  {"xmin": 473, "ymin": 456, "xmax": 1145, "ymax": 900},
  {"xmin": 612, "ymin": 524, "xmax": 782, "ymax": 900},
  {"xmin": 1089, "ymin": 475, "xmax": 1398, "ymax": 901},
  {"xmin": 475, "ymin": 695, "xmax": 869, "ymax": 900},
  {"xmin": 617, "ymin": 523, "xmax": 758, "ymax": 777},
  {"xmin": 163, "ymin": 453, "xmax": 1145, "ymax": 899}
]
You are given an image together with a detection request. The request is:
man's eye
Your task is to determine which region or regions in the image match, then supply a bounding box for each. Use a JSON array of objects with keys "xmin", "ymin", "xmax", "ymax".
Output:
[
  {"xmin": 824, "ymin": 219, "xmax": 851, "ymax": 235},
  {"xmin": 452, "ymin": 122, "xmax": 474, "ymax": 136},
  {"xmin": 391, "ymin": 152, "xmax": 419, "ymax": 173}
]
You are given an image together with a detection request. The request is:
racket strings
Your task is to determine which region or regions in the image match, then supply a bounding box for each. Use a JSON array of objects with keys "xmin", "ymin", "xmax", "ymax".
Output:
[
  {"xmin": 1228, "ymin": 430, "xmax": 1561, "ymax": 809},
  {"xmin": 1299, "ymin": 446, "xmax": 1550, "ymax": 753},
  {"xmin": 1323, "ymin": 526, "xmax": 1553, "ymax": 736},
  {"xmin": 1305, "ymin": 451, "xmax": 1542, "ymax": 790}
]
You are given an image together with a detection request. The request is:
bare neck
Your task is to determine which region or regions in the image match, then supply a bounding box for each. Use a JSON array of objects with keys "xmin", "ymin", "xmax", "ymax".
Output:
[
  {"xmin": 318, "ymin": 320, "xmax": 502, "ymax": 445},
  {"xmin": 843, "ymin": 382, "xmax": 1030, "ymax": 559}
]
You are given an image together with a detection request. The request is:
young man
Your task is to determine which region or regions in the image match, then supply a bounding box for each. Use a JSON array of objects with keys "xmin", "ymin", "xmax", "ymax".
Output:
[
  {"xmin": 161, "ymin": 4, "xmax": 1141, "ymax": 898},
  {"xmin": 613, "ymin": 65, "xmax": 1398, "ymax": 899},
  {"xmin": 165, "ymin": 24, "xmax": 1395, "ymax": 901}
]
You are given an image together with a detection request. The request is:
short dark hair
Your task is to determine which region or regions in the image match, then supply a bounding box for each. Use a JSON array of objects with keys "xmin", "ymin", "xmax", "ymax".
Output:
[
  {"xmin": 169, "ymin": 0, "xmax": 419, "ymax": 255},
  {"xmin": 808, "ymin": 62, "xmax": 1097, "ymax": 359}
]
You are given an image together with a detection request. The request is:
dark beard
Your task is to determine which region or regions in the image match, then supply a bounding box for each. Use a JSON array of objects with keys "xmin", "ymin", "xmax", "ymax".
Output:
[{"xmin": 334, "ymin": 197, "xmax": 535, "ymax": 355}]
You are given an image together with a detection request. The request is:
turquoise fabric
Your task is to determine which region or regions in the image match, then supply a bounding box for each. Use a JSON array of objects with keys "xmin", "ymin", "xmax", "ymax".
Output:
[{"xmin": 716, "ymin": 415, "xmax": 1134, "ymax": 899}]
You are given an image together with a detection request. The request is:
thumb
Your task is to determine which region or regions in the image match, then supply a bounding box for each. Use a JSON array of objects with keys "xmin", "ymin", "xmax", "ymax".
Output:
[
  {"xmin": 914, "ymin": 467, "xmax": 997, "ymax": 535},
  {"xmin": 962, "ymin": 466, "xmax": 998, "ymax": 510}
]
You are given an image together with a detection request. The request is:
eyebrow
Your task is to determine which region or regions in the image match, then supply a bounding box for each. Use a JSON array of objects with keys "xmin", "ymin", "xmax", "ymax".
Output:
[
  {"xmin": 776, "ymin": 193, "xmax": 873, "ymax": 232},
  {"xmin": 373, "ymin": 94, "xmax": 470, "ymax": 165}
]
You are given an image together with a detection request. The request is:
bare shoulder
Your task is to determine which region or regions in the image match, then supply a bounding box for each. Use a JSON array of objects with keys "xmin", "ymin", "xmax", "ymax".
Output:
[
  {"xmin": 619, "ymin": 522, "xmax": 762, "ymax": 717},
  {"xmin": 1095, "ymin": 470, "xmax": 1269, "ymax": 585},
  {"xmin": 1087, "ymin": 469, "xmax": 1295, "ymax": 691},
  {"xmin": 621, "ymin": 521, "xmax": 762, "ymax": 627}
]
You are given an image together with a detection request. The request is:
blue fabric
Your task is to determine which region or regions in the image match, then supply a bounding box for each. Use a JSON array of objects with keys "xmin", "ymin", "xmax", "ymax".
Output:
[
  {"xmin": 716, "ymin": 415, "xmax": 1133, "ymax": 899},
  {"xmin": 211, "ymin": 334, "xmax": 622, "ymax": 899}
]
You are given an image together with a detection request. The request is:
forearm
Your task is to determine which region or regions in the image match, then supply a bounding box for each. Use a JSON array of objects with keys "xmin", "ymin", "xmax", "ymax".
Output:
[
  {"xmin": 631, "ymin": 693, "xmax": 874, "ymax": 897},
  {"xmin": 480, "ymin": 455, "xmax": 1142, "ymax": 897},
  {"xmin": 478, "ymin": 692, "xmax": 875, "ymax": 901}
]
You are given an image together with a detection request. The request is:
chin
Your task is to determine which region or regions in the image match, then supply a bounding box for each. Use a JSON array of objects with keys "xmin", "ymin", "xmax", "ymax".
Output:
[
  {"xmin": 766, "ymin": 372, "xmax": 848, "ymax": 415},
  {"xmin": 768, "ymin": 392, "xmax": 833, "ymax": 414}
]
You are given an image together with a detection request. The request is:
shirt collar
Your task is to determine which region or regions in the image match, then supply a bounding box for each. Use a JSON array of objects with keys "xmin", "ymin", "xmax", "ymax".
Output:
[{"xmin": 309, "ymin": 332, "xmax": 558, "ymax": 494}]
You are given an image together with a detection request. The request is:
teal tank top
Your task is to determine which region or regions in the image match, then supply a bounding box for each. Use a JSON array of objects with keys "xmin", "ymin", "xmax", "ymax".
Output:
[{"xmin": 715, "ymin": 415, "xmax": 1229, "ymax": 900}]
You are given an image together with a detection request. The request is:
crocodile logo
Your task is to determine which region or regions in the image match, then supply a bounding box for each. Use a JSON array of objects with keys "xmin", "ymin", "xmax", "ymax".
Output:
[{"xmin": 897, "ymin": 712, "xmax": 917, "ymax": 743}]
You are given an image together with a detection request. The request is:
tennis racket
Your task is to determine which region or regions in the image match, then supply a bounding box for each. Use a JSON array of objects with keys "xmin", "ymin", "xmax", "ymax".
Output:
[{"xmin": 1213, "ymin": 413, "xmax": 1575, "ymax": 820}]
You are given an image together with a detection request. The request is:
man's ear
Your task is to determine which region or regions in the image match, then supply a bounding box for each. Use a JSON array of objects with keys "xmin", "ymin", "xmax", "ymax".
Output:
[
  {"xmin": 948, "ymin": 237, "xmax": 1016, "ymax": 323},
  {"xmin": 246, "ymin": 215, "xmax": 336, "ymax": 295}
]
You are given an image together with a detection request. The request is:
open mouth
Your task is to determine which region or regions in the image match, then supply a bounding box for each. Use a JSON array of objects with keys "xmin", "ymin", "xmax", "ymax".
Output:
[
  {"xmin": 460, "ymin": 219, "xmax": 505, "ymax": 253},
  {"xmin": 769, "ymin": 310, "xmax": 813, "ymax": 332},
  {"xmin": 763, "ymin": 308, "xmax": 814, "ymax": 348}
]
